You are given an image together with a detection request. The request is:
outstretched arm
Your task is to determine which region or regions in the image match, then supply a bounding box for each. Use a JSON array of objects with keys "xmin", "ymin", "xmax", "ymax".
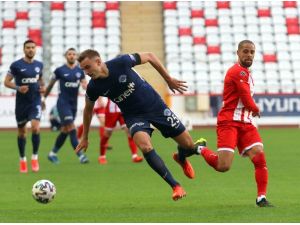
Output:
[
  {"xmin": 138, "ymin": 52, "xmax": 188, "ymax": 94},
  {"xmin": 75, "ymin": 97, "xmax": 95, "ymax": 153}
]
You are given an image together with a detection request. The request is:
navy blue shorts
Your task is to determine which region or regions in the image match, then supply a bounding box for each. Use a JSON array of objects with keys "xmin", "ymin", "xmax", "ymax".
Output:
[
  {"xmin": 15, "ymin": 103, "xmax": 42, "ymax": 128},
  {"xmin": 124, "ymin": 107, "xmax": 186, "ymax": 138},
  {"xmin": 57, "ymin": 101, "xmax": 77, "ymax": 126}
]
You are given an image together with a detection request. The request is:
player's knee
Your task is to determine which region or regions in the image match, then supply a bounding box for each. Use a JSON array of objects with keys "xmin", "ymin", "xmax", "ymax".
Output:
[
  {"xmin": 217, "ymin": 163, "xmax": 231, "ymax": 172},
  {"xmin": 31, "ymin": 127, "xmax": 40, "ymax": 134},
  {"xmin": 137, "ymin": 143, "xmax": 153, "ymax": 153},
  {"xmin": 251, "ymin": 151, "xmax": 267, "ymax": 168}
]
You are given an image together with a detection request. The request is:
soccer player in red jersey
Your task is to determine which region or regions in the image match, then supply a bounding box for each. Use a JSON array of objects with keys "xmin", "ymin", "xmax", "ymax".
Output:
[
  {"xmin": 194, "ymin": 40, "xmax": 273, "ymax": 207},
  {"xmin": 98, "ymin": 98, "xmax": 143, "ymax": 164}
]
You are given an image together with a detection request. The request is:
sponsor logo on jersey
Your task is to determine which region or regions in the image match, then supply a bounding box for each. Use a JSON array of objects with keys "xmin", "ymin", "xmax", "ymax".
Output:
[
  {"xmin": 114, "ymin": 82, "xmax": 135, "ymax": 103},
  {"xmin": 21, "ymin": 75, "xmax": 39, "ymax": 84},
  {"xmin": 65, "ymin": 80, "xmax": 80, "ymax": 88},
  {"xmin": 103, "ymin": 90, "xmax": 110, "ymax": 96},
  {"xmin": 119, "ymin": 75, "xmax": 127, "ymax": 83},
  {"xmin": 63, "ymin": 73, "xmax": 69, "ymax": 77},
  {"xmin": 35, "ymin": 67, "xmax": 41, "ymax": 73},
  {"xmin": 20, "ymin": 68, "xmax": 27, "ymax": 72}
]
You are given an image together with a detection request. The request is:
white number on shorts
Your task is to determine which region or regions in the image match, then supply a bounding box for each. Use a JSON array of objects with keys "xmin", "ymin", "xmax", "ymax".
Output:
[{"xmin": 166, "ymin": 113, "xmax": 180, "ymax": 128}]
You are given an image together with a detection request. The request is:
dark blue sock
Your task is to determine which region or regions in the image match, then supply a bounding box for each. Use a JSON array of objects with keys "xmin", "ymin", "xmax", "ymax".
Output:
[
  {"xmin": 143, "ymin": 149, "xmax": 179, "ymax": 188},
  {"xmin": 69, "ymin": 129, "xmax": 80, "ymax": 156},
  {"xmin": 17, "ymin": 136, "xmax": 26, "ymax": 158},
  {"xmin": 177, "ymin": 145, "xmax": 197, "ymax": 162},
  {"xmin": 52, "ymin": 132, "xmax": 68, "ymax": 153},
  {"xmin": 32, "ymin": 133, "xmax": 40, "ymax": 155}
]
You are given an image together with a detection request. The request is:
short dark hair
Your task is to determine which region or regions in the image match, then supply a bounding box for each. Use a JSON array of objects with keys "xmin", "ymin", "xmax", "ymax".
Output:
[
  {"xmin": 65, "ymin": 47, "xmax": 76, "ymax": 55},
  {"xmin": 23, "ymin": 39, "xmax": 36, "ymax": 49},
  {"xmin": 238, "ymin": 40, "xmax": 255, "ymax": 50},
  {"xmin": 78, "ymin": 49, "xmax": 100, "ymax": 63}
]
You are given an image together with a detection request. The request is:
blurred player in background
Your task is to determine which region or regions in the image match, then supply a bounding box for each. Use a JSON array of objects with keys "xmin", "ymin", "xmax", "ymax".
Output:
[
  {"xmin": 76, "ymin": 50, "xmax": 202, "ymax": 201},
  {"xmin": 42, "ymin": 48, "xmax": 89, "ymax": 164},
  {"xmin": 77, "ymin": 96, "xmax": 112, "ymax": 149},
  {"xmin": 4, "ymin": 39, "xmax": 44, "ymax": 173},
  {"xmin": 194, "ymin": 40, "xmax": 273, "ymax": 207},
  {"xmin": 98, "ymin": 98, "xmax": 143, "ymax": 164},
  {"xmin": 49, "ymin": 105, "xmax": 61, "ymax": 131}
]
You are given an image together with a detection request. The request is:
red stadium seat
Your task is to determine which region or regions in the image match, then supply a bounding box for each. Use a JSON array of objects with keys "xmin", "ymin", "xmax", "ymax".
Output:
[
  {"xmin": 207, "ymin": 46, "xmax": 221, "ymax": 54},
  {"xmin": 51, "ymin": 2, "xmax": 64, "ymax": 10},
  {"xmin": 92, "ymin": 11, "xmax": 106, "ymax": 19},
  {"xmin": 205, "ymin": 19, "xmax": 218, "ymax": 27},
  {"xmin": 283, "ymin": 1, "xmax": 297, "ymax": 8},
  {"xmin": 263, "ymin": 54, "xmax": 277, "ymax": 62},
  {"xmin": 92, "ymin": 18, "xmax": 106, "ymax": 28},
  {"xmin": 30, "ymin": 36, "xmax": 42, "ymax": 46},
  {"xmin": 163, "ymin": 1, "xmax": 176, "ymax": 10},
  {"xmin": 2, "ymin": 20, "xmax": 15, "ymax": 28},
  {"xmin": 28, "ymin": 29, "xmax": 42, "ymax": 38},
  {"xmin": 286, "ymin": 17, "xmax": 299, "ymax": 26},
  {"xmin": 257, "ymin": 9, "xmax": 271, "ymax": 17},
  {"xmin": 191, "ymin": 9, "xmax": 204, "ymax": 18},
  {"xmin": 106, "ymin": 1, "xmax": 119, "ymax": 10},
  {"xmin": 178, "ymin": 27, "xmax": 192, "ymax": 36},
  {"xmin": 287, "ymin": 25, "xmax": 300, "ymax": 34},
  {"xmin": 193, "ymin": 36, "xmax": 206, "ymax": 45},
  {"xmin": 217, "ymin": 1, "xmax": 230, "ymax": 9},
  {"xmin": 16, "ymin": 11, "xmax": 29, "ymax": 20}
]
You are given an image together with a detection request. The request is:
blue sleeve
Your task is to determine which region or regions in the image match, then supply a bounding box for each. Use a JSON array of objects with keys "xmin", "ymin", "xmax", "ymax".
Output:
[
  {"xmin": 120, "ymin": 54, "xmax": 141, "ymax": 68},
  {"xmin": 53, "ymin": 68, "xmax": 59, "ymax": 80},
  {"xmin": 80, "ymin": 71, "xmax": 85, "ymax": 80},
  {"xmin": 8, "ymin": 62, "xmax": 17, "ymax": 77},
  {"xmin": 85, "ymin": 82, "xmax": 98, "ymax": 102}
]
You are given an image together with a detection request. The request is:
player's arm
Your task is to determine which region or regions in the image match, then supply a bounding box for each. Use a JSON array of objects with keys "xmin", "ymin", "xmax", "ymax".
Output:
[
  {"xmin": 135, "ymin": 52, "xmax": 187, "ymax": 94},
  {"xmin": 41, "ymin": 79, "xmax": 56, "ymax": 110},
  {"xmin": 80, "ymin": 78, "xmax": 87, "ymax": 90},
  {"xmin": 38, "ymin": 76, "xmax": 46, "ymax": 94},
  {"xmin": 235, "ymin": 76, "xmax": 260, "ymax": 117},
  {"xmin": 75, "ymin": 97, "xmax": 95, "ymax": 153},
  {"xmin": 4, "ymin": 73, "xmax": 29, "ymax": 94}
]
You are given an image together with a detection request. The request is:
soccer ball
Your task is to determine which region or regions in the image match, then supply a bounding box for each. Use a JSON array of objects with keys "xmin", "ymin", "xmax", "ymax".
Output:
[{"xmin": 32, "ymin": 179, "xmax": 56, "ymax": 204}]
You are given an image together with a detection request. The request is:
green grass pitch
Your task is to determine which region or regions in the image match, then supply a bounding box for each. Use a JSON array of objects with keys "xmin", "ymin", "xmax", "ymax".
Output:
[{"xmin": 0, "ymin": 128, "xmax": 299, "ymax": 222}]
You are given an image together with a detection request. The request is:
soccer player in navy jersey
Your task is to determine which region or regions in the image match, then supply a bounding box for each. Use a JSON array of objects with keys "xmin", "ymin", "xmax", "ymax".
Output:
[
  {"xmin": 75, "ymin": 50, "xmax": 201, "ymax": 201},
  {"xmin": 42, "ymin": 48, "xmax": 89, "ymax": 164},
  {"xmin": 4, "ymin": 39, "xmax": 45, "ymax": 173}
]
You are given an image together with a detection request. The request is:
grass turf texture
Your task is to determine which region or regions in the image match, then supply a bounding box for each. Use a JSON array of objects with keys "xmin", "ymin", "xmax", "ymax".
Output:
[{"xmin": 0, "ymin": 128, "xmax": 299, "ymax": 222}]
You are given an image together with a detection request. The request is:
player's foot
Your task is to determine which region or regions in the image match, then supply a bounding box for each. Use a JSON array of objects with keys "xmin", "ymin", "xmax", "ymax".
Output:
[
  {"xmin": 98, "ymin": 156, "xmax": 107, "ymax": 164},
  {"xmin": 47, "ymin": 154, "xmax": 59, "ymax": 164},
  {"xmin": 256, "ymin": 197, "xmax": 274, "ymax": 207},
  {"xmin": 19, "ymin": 160, "xmax": 28, "ymax": 173},
  {"xmin": 79, "ymin": 154, "xmax": 89, "ymax": 164},
  {"xmin": 172, "ymin": 185, "xmax": 186, "ymax": 201},
  {"xmin": 194, "ymin": 138, "xmax": 207, "ymax": 154},
  {"xmin": 132, "ymin": 155, "xmax": 143, "ymax": 163},
  {"xmin": 31, "ymin": 159, "xmax": 39, "ymax": 172},
  {"xmin": 173, "ymin": 153, "xmax": 195, "ymax": 179}
]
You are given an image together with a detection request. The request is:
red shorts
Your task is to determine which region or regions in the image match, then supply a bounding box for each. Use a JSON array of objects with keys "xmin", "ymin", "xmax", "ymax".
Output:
[
  {"xmin": 105, "ymin": 112, "xmax": 126, "ymax": 129},
  {"xmin": 93, "ymin": 107, "xmax": 105, "ymax": 117},
  {"xmin": 217, "ymin": 121, "xmax": 263, "ymax": 155}
]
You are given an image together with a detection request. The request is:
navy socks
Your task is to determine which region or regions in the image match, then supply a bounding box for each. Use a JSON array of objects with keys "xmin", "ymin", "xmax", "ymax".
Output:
[
  {"xmin": 52, "ymin": 132, "xmax": 68, "ymax": 153},
  {"xmin": 17, "ymin": 136, "xmax": 26, "ymax": 158},
  {"xmin": 143, "ymin": 149, "xmax": 179, "ymax": 188}
]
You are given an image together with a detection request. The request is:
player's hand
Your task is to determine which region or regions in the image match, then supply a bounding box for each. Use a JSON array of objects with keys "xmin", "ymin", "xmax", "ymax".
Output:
[
  {"xmin": 167, "ymin": 78, "xmax": 188, "ymax": 94},
  {"xmin": 252, "ymin": 111, "xmax": 261, "ymax": 118},
  {"xmin": 75, "ymin": 138, "xmax": 89, "ymax": 154},
  {"xmin": 39, "ymin": 86, "xmax": 46, "ymax": 94},
  {"xmin": 18, "ymin": 85, "xmax": 29, "ymax": 94}
]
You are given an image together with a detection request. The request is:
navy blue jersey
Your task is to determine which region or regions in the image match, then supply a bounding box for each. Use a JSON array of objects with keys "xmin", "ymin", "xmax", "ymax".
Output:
[
  {"xmin": 53, "ymin": 64, "xmax": 85, "ymax": 104},
  {"xmin": 8, "ymin": 58, "xmax": 43, "ymax": 104},
  {"xmin": 86, "ymin": 54, "xmax": 166, "ymax": 115}
]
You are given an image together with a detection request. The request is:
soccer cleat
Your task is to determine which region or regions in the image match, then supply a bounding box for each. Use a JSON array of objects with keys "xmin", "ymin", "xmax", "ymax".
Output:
[
  {"xmin": 79, "ymin": 154, "xmax": 89, "ymax": 164},
  {"xmin": 173, "ymin": 153, "xmax": 195, "ymax": 179},
  {"xmin": 194, "ymin": 138, "xmax": 207, "ymax": 147},
  {"xmin": 256, "ymin": 197, "xmax": 274, "ymax": 207},
  {"xmin": 19, "ymin": 160, "xmax": 28, "ymax": 173},
  {"xmin": 172, "ymin": 185, "xmax": 186, "ymax": 201},
  {"xmin": 132, "ymin": 155, "xmax": 143, "ymax": 163},
  {"xmin": 48, "ymin": 154, "xmax": 59, "ymax": 164},
  {"xmin": 98, "ymin": 156, "xmax": 107, "ymax": 164},
  {"xmin": 31, "ymin": 159, "xmax": 39, "ymax": 172}
]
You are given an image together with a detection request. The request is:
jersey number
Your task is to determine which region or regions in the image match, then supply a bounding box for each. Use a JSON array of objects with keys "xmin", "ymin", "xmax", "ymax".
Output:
[{"xmin": 166, "ymin": 113, "xmax": 180, "ymax": 128}]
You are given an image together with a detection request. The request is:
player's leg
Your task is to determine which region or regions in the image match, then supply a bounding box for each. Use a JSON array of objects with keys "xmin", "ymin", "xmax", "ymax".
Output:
[
  {"xmin": 197, "ymin": 124, "xmax": 236, "ymax": 172},
  {"xmin": 99, "ymin": 128, "xmax": 112, "ymax": 164},
  {"xmin": 48, "ymin": 123, "xmax": 68, "ymax": 164},
  {"xmin": 96, "ymin": 108, "xmax": 112, "ymax": 150},
  {"xmin": 17, "ymin": 125, "xmax": 27, "ymax": 173},
  {"xmin": 30, "ymin": 119, "xmax": 41, "ymax": 172},
  {"xmin": 238, "ymin": 124, "xmax": 272, "ymax": 207},
  {"xmin": 119, "ymin": 115, "xmax": 143, "ymax": 163}
]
